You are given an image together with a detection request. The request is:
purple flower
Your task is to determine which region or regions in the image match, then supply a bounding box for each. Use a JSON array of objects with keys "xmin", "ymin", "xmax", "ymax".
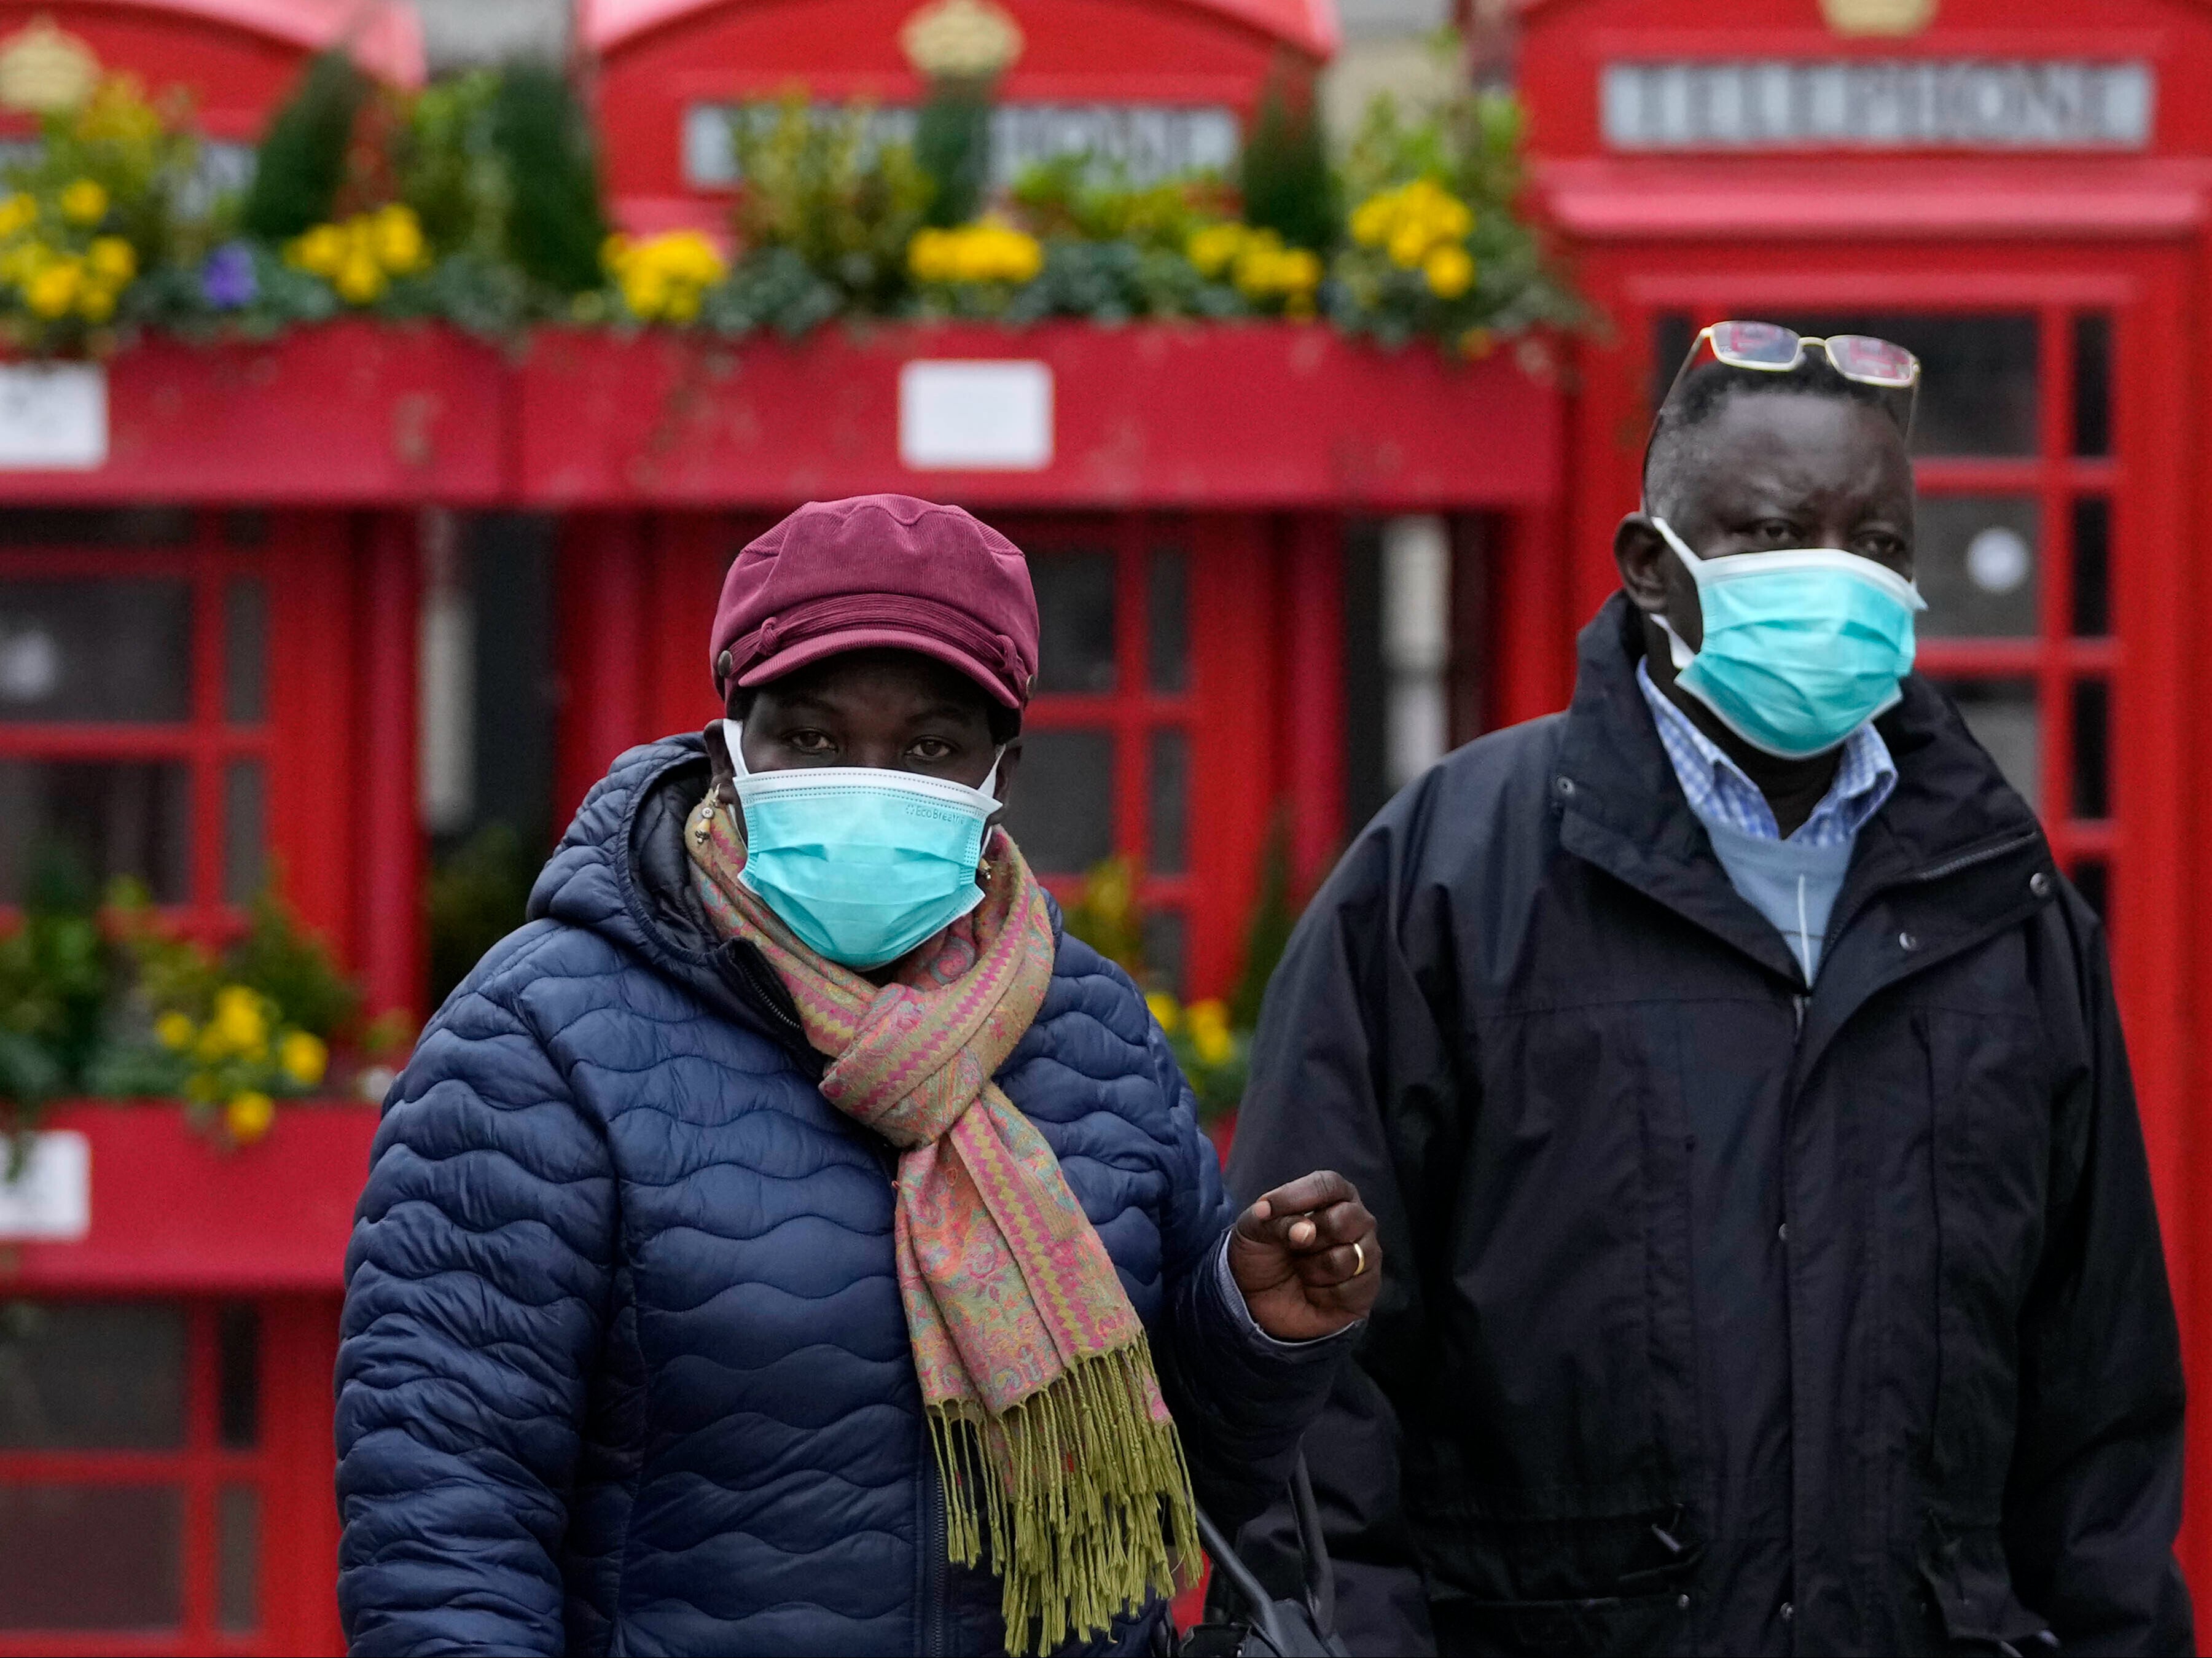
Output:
[{"xmin": 200, "ymin": 242, "xmax": 257, "ymax": 310}]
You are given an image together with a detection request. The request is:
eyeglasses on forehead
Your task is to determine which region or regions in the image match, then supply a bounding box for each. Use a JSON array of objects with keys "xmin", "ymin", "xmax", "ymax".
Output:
[{"xmin": 1656, "ymin": 320, "xmax": 1922, "ymax": 440}]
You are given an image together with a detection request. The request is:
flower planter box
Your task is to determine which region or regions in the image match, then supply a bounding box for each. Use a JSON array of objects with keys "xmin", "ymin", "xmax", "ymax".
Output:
[
  {"xmin": 515, "ymin": 321, "xmax": 1565, "ymax": 510},
  {"xmin": 0, "ymin": 1101, "xmax": 377, "ymax": 1292},
  {"xmin": 0, "ymin": 322, "xmax": 508, "ymax": 505}
]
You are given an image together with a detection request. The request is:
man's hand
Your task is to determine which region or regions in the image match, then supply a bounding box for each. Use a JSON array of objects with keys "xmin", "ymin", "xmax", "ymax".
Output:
[{"xmin": 1229, "ymin": 1170, "xmax": 1380, "ymax": 1342}]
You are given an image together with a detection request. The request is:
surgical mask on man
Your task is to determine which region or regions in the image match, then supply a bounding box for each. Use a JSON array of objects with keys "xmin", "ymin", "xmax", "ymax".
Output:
[
  {"xmin": 1648, "ymin": 515, "xmax": 1926, "ymax": 760},
  {"xmin": 723, "ymin": 720, "xmax": 1002, "ymax": 969}
]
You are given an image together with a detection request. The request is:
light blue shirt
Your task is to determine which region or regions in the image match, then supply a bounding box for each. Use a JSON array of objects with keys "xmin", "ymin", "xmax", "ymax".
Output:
[{"xmin": 1636, "ymin": 660, "xmax": 1899, "ymax": 980}]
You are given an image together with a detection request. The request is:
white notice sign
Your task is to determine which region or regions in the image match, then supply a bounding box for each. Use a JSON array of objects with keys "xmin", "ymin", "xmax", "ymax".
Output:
[
  {"xmin": 0, "ymin": 362, "xmax": 107, "ymax": 469},
  {"xmin": 900, "ymin": 360, "xmax": 1054, "ymax": 471},
  {"xmin": 1602, "ymin": 60, "xmax": 2154, "ymax": 152},
  {"xmin": 0, "ymin": 1130, "xmax": 90, "ymax": 1240}
]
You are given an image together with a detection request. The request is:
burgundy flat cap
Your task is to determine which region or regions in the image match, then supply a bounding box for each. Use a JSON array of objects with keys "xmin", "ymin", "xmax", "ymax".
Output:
[{"xmin": 709, "ymin": 495, "xmax": 1039, "ymax": 708}]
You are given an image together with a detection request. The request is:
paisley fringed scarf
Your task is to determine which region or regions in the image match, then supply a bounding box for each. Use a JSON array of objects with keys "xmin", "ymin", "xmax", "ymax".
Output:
[{"xmin": 686, "ymin": 787, "xmax": 1198, "ymax": 1651}]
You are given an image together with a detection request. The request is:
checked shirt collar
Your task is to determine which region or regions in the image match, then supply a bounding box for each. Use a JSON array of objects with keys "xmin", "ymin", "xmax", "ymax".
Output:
[{"xmin": 1636, "ymin": 659, "xmax": 1897, "ymax": 848}]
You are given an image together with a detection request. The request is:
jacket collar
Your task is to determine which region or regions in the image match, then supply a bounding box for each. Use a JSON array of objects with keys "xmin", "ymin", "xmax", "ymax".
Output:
[{"xmin": 1554, "ymin": 593, "xmax": 2047, "ymax": 986}]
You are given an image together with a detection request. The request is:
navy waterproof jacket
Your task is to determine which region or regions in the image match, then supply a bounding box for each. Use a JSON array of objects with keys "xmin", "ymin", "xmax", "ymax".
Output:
[{"xmin": 335, "ymin": 735, "xmax": 1342, "ymax": 1657}]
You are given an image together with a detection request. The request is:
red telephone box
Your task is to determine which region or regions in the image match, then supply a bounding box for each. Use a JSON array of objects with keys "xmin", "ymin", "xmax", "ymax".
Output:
[
  {"xmin": 0, "ymin": 10, "xmax": 459, "ymax": 1656},
  {"xmin": 1519, "ymin": 0, "xmax": 2212, "ymax": 1621},
  {"xmin": 584, "ymin": 0, "xmax": 1337, "ymax": 233}
]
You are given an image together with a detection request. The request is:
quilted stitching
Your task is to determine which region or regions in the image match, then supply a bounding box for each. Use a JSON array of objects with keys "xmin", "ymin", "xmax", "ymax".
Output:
[{"xmin": 337, "ymin": 738, "xmax": 1327, "ymax": 1658}]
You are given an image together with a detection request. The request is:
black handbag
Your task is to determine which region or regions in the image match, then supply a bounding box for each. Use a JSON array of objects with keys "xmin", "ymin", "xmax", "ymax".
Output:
[{"xmin": 1173, "ymin": 1454, "xmax": 1353, "ymax": 1657}]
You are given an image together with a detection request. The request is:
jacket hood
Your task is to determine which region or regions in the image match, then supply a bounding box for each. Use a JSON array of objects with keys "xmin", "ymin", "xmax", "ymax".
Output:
[{"xmin": 527, "ymin": 732, "xmax": 794, "ymax": 1046}]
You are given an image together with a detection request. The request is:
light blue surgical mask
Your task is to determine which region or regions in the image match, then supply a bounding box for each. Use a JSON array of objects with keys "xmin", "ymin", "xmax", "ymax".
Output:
[
  {"xmin": 724, "ymin": 720, "xmax": 1003, "ymax": 969},
  {"xmin": 1650, "ymin": 515, "xmax": 1927, "ymax": 761}
]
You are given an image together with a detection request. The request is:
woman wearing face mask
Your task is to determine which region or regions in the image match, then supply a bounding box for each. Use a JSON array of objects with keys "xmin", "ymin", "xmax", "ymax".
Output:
[{"xmin": 335, "ymin": 495, "xmax": 1380, "ymax": 1658}]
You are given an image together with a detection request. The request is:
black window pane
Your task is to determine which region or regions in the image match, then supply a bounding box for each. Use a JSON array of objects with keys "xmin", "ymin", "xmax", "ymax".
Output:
[
  {"xmin": 1760, "ymin": 313, "xmax": 2039, "ymax": 456},
  {"xmin": 224, "ymin": 760, "xmax": 265, "ymax": 904},
  {"xmin": 0, "ymin": 579, "xmax": 191, "ymax": 722},
  {"xmin": 1915, "ymin": 497, "xmax": 2038, "ymax": 638},
  {"xmin": 224, "ymin": 578, "xmax": 267, "ymax": 724},
  {"xmin": 0, "ymin": 1301, "xmax": 186, "ymax": 1449},
  {"xmin": 2072, "ymin": 498, "xmax": 2110, "ymax": 637},
  {"xmin": 1030, "ymin": 550, "xmax": 1116, "ymax": 694},
  {"xmin": 2073, "ymin": 314, "xmax": 2111, "ymax": 458},
  {"xmin": 0, "ymin": 1485, "xmax": 181, "ymax": 1629},
  {"xmin": 1930, "ymin": 678, "xmax": 2039, "ymax": 810},
  {"xmin": 1651, "ymin": 312, "xmax": 1694, "ymax": 412},
  {"xmin": 2071, "ymin": 681, "xmax": 2110, "ymax": 822},
  {"xmin": 1147, "ymin": 548, "xmax": 1189, "ymax": 694},
  {"xmin": 222, "ymin": 509, "xmax": 268, "ymax": 549},
  {"xmin": 1003, "ymin": 729, "xmax": 1114, "ymax": 873},
  {"xmin": 1141, "ymin": 909, "xmax": 1186, "ymax": 998},
  {"xmin": 218, "ymin": 1302, "xmax": 260, "ymax": 1449},
  {"xmin": 1148, "ymin": 728, "xmax": 1188, "ymax": 875},
  {"xmin": 0, "ymin": 507, "xmax": 190, "ymax": 547},
  {"xmin": 0, "ymin": 760, "xmax": 193, "ymax": 903},
  {"xmin": 218, "ymin": 1486, "xmax": 260, "ymax": 1632},
  {"xmin": 2071, "ymin": 860, "xmax": 2109, "ymax": 924}
]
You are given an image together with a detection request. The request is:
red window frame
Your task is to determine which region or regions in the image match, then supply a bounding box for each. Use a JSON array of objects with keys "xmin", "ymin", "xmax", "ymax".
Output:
[
  {"xmin": 0, "ymin": 1294, "xmax": 344, "ymax": 1658},
  {"xmin": 990, "ymin": 511, "xmax": 1200, "ymax": 985},
  {"xmin": 0, "ymin": 514, "xmax": 273, "ymax": 939}
]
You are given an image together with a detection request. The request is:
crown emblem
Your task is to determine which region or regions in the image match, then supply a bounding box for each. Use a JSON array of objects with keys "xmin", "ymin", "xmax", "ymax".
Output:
[
  {"xmin": 1818, "ymin": 0, "xmax": 1937, "ymax": 36},
  {"xmin": 0, "ymin": 15, "xmax": 100, "ymax": 115},
  {"xmin": 900, "ymin": 0, "xmax": 1024, "ymax": 80}
]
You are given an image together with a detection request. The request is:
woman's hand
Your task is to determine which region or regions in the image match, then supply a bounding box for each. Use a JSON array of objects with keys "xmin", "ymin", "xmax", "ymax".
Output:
[{"xmin": 1228, "ymin": 1170, "xmax": 1380, "ymax": 1342}]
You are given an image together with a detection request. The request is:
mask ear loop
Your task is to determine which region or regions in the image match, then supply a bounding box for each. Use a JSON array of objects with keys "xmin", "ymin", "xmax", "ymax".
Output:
[{"xmin": 1646, "ymin": 515, "xmax": 1705, "ymax": 673}]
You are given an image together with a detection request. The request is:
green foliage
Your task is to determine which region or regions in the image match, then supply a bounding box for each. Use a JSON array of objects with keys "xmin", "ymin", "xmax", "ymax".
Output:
[
  {"xmin": 491, "ymin": 62, "xmax": 608, "ymax": 294},
  {"xmin": 1238, "ymin": 66, "xmax": 1336, "ymax": 253},
  {"xmin": 730, "ymin": 95, "xmax": 932, "ymax": 310},
  {"xmin": 0, "ymin": 851, "xmax": 109, "ymax": 1111},
  {"xmin": 241, "ymin": 50, "xmax": 369, "ymax": 240},
  {"xmin": 913, "ymin": 77, "xmax": 993, "ymax": 229},
  {"xmin": 1060, "ymin": 855, "xmax": 1146, "ymax": 978},
  {"xmin": 1330, "ymin": 63, "xmax": 1581, "ymax": 353},
  {"xmin": 397, "ymin": 69, "xmax": 502, "ymax": 259},
  {"xmin": 1229, "ymin": 812, "xmax": 1299, "ymax": 1031},
  {"xmin": 428, "ymin": 823, "xmax": 538, "ymax": 1009},
  {"xmin": 222, "ymin": 889, "xmax": 361, "ymax": 1040}
]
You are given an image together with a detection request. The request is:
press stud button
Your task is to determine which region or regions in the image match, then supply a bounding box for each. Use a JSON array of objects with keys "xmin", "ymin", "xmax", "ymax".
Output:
[
  {"xmin": 1899, "ymin": 931, "xmax": 1920, "ymax": 951},
  {"xmin": 1554, "ymin": 776, "xmax": 1576, "ymax": 799},
  {"xmin": 2030, "ymin": 872, "xmax": 2052, "ymax": 897}
]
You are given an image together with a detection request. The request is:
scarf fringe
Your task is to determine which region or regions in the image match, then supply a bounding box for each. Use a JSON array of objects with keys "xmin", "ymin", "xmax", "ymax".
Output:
[{"xmin": 929, "ymin": 1337, "xmax": 1201, "ymax": 1654}]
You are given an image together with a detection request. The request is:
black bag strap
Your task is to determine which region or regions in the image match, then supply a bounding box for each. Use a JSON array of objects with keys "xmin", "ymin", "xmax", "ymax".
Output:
[{"xmin": 1189, "ymin": 1449, "xmax": 1346, "ymax": 1657}]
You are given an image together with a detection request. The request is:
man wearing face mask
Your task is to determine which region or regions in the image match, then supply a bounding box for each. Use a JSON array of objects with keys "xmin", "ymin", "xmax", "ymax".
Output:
[
  {"xmin": 335, "ymin": 494, "xmax": 1382, "ymax": 1657},
  {"xmin": 1228, "ymin": 327, "xmax": 2189, "ymax": 1656}
]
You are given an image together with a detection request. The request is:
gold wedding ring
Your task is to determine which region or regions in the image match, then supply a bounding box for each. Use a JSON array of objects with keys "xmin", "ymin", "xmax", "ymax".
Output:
[{"xmin": 1350, "ymin": 1240, "xmax": 1367, "ymax": 1278}]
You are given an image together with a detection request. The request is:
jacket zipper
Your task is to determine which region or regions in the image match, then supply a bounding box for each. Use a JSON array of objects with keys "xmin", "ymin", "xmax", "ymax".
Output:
[
  {"xmin": 921, "ymin": 1443, "xmax": 950, "ymax": 1658},
  {"xmin": 1903, "ymin": 831, "xmax": 2040, "ymax": 888}
]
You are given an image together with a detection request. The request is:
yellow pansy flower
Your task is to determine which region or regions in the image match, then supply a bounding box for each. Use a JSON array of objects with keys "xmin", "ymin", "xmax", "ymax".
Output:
[
  {"xmin": 1146, "ymin": 991, "xmax": 1182, "ymax": 1034},
  {"xmin": 278, "ymin": 1030, "xmax": 329, "ymax": 1089},
  {"xmin": 0, "ymin": 194, "xmax": 35, "ymax": 238},
  {"xmin": 1186, "ymin": 999, "xmax": 1235, "ymax": 1068},
  {"xmin": 1423, "ymin": 243, "xmax": 1475, "ymax": 299},
  {"xmin": 155, "ymin": 1011, "xmax": 197, "ymax": 1050},
  {"xmin": 24, "ymin": 257, "xmax": 81, "ymax": 319},
  {"xmin": 58, "ymin": 178, "xmax": 107, "ymax": 226},
  {"xmin": 210, "ymin": 985, "xmax": 270, "ymax": 1060},
  {"xmin": 369, "ymin": 203, "xmax": 427, "ymax": 275},
  {"xmin": 225, "ymin": 1091, "xmax": 275, "ymax": 1144},
  {"xmin": 287, "ymin": 223, "xmax": 347, "ymax": 278}
]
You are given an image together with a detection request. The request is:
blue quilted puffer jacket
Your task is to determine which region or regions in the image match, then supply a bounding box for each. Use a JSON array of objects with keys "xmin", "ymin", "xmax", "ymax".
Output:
[{"xmin": 337, "ymin": 736, "xmax": 1342, "ymax": 1657}]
